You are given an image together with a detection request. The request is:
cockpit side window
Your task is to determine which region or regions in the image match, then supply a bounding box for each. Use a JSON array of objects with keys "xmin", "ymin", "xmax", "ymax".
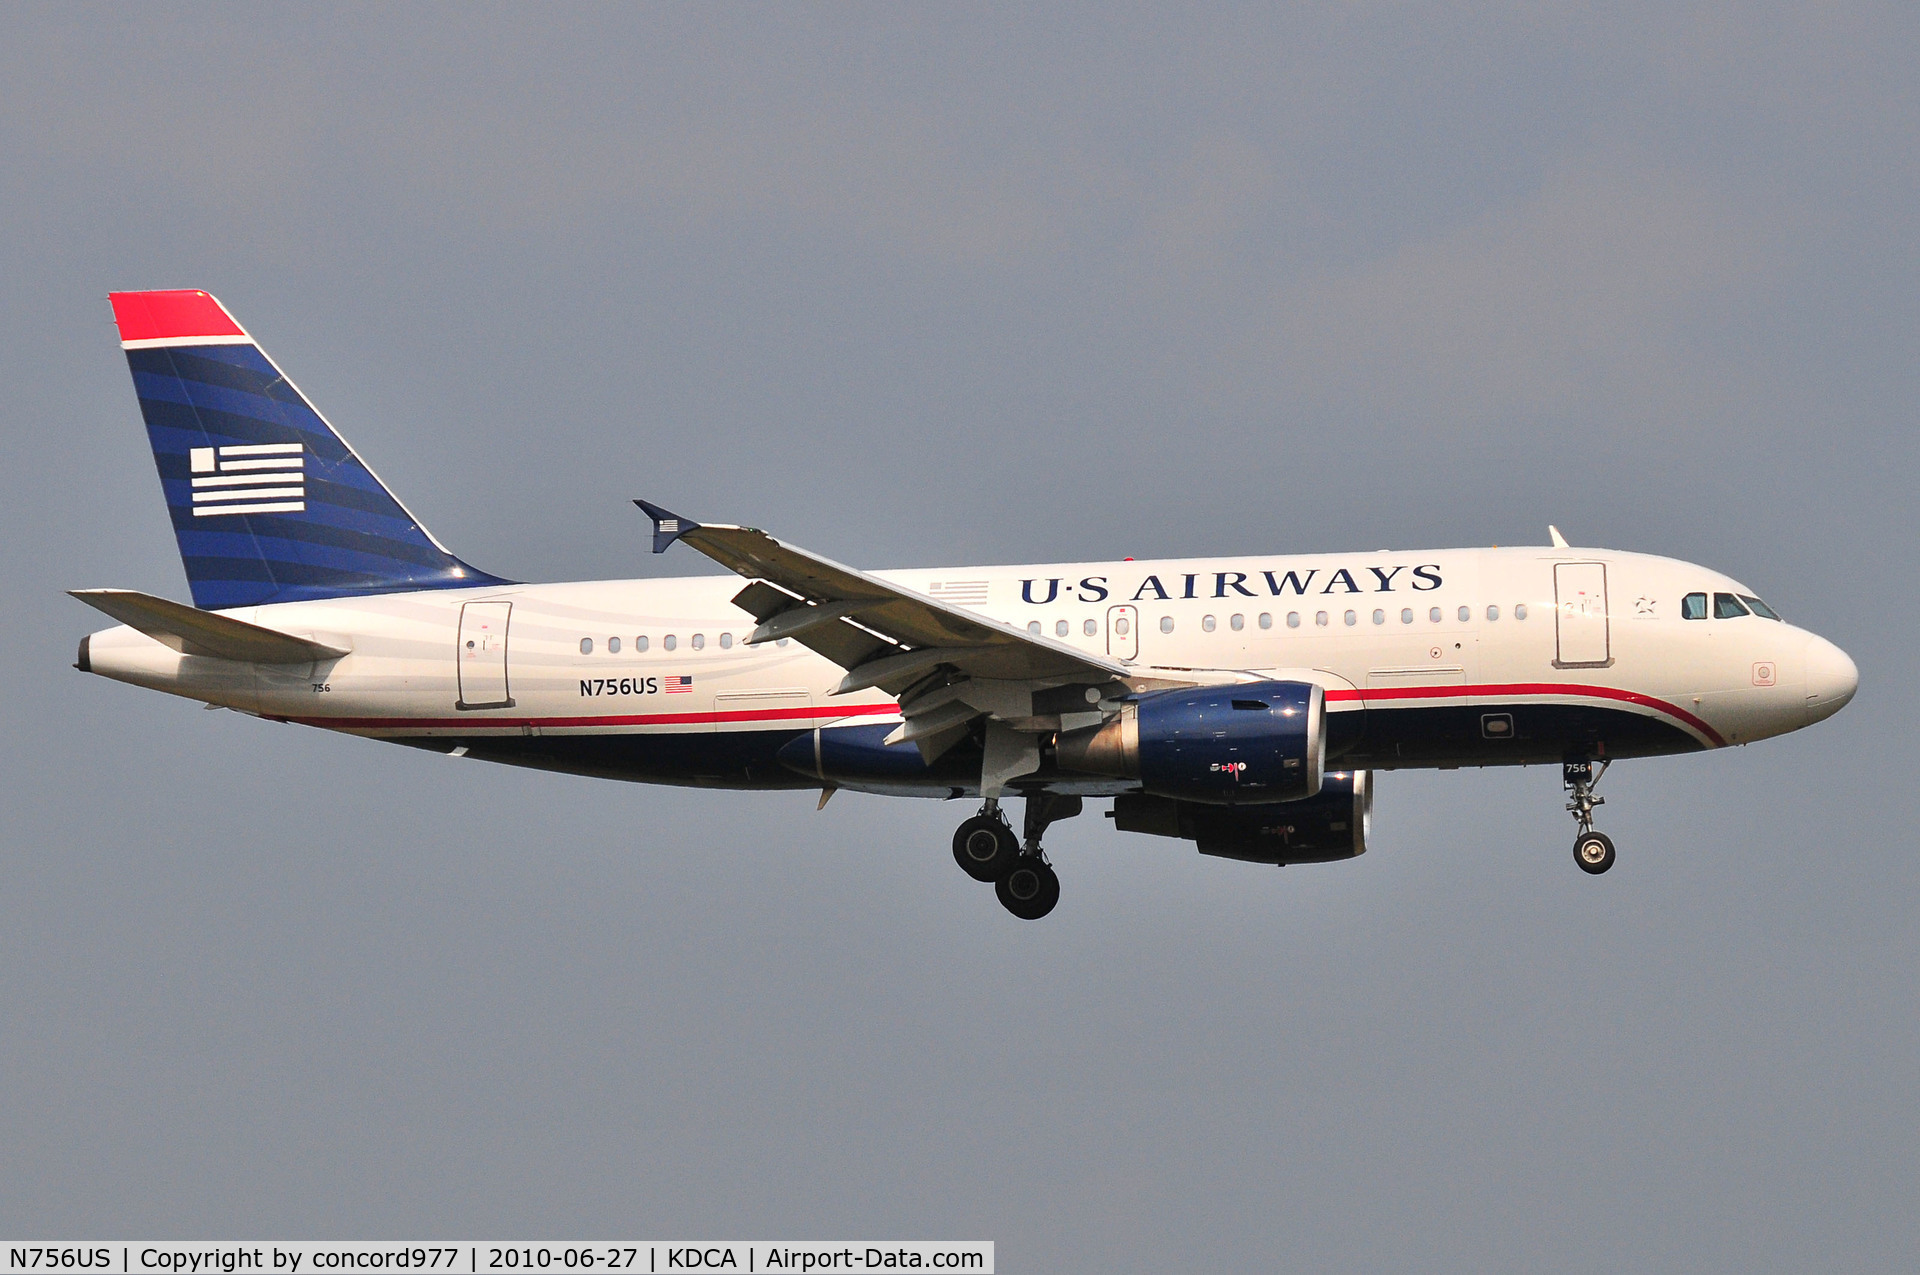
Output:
[
  {"xmin": 1739, "ymin": 594, "xmax": 1781, "ymax": 620},
  {"xmin": 1682, "ymin": 592, "xmax": 1708, "ymax": 620},
  {"xmin": 1714, "ymin": 592, "xmax": 1750, "ymax": 619}
]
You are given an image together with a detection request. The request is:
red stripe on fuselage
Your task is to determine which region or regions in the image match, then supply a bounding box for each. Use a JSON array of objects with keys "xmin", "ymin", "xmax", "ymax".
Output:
[
  {"xmin": 109, "ymin": 290, "xmax": 246, "ymax": 342},
  {"xmin": 1326, "ymin": 681, "xmax": 1724, "ymax": 747},
  {"xmin": 274, "ymin": 683, "xmax": 1721, "ymax": 747},
  {"xmin": 272, "ymin": 700, "xmax": 901, "ymax": 732}
]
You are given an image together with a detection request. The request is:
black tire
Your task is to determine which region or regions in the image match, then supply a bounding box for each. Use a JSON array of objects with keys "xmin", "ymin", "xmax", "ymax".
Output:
[
  {"xmin": 953, "ymin": 815, "xmax": 1019, "ymax": 882},
  {"xmin": 995, "ymin": 856, "xmax": 1060, "ymax": 920},
  {"xmin": 1574, "ymin": 830, "xmax": 1616, "ymax": 875}
]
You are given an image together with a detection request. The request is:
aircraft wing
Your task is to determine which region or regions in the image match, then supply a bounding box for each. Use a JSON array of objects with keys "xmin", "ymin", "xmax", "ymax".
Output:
[{"xmin": 636, "ymin": 500, "xmax": 1142, "ymax": 765}]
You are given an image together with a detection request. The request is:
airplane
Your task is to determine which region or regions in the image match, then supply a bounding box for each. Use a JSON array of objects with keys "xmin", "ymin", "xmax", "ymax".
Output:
[{"xmin": 73, "ymin": 289, "xmax": 1860, "ymax": 919}]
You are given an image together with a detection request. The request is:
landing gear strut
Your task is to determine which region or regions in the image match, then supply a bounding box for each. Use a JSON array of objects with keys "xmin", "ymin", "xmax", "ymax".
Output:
[
  {"xmin": 951, "ymin": 794, "xmax": 1078, "ymax": 919},
  {"xmin": 1564, "ymin": 760, "xmax": 1616, "ymax": 875}
]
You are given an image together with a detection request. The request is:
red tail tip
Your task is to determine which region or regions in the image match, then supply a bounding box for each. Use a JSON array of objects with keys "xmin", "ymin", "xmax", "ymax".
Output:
[{"xmin": 109, "ymin": 289, "xmax": 246, "ymax": 343}]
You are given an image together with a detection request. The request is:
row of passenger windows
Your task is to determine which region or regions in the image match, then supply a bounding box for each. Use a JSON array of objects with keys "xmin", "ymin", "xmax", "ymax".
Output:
[
  {"xmin": 571, "ymin": 593, "xmax": 1776, "ymax": 655},
  {"xmin": 1682, "ymin": 592, "xmax": 1781, "ymax": 621},
  {"xmin": 1028, "ymin": 604, "xmax": 1529, "ymax": 637},
  {"xmin": 579, "ymin": 634, "xmax": 793, "ymax": 655}
]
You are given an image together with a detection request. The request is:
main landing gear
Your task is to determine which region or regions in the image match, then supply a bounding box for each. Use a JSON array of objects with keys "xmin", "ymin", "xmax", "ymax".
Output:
[
  {"xmin": 952, "ymin": 794, "xmax": 1077, "ymax": 919},
  {"xmin": 1564, "ymin": 760, "xmax": 1616, "ymax": 875}
]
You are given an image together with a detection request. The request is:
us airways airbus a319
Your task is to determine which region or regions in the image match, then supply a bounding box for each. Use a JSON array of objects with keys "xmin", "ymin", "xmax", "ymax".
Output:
[{"xmin": 73, "ymin": 290, "xmax": 1859, "ymax": 919}]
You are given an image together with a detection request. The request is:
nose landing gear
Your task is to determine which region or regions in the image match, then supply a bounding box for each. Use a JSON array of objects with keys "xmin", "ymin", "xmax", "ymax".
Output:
[
  {"xmin": 1565, "ymin": 760, "xmax": 1616, "ymax": 875},
  {"xmin": 951, "ymin": 794, "xmax": 1078, "ymax": 919}
]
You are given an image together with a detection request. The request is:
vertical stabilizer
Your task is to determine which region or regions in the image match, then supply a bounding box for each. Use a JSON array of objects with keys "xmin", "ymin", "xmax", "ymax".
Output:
[{"xmin": 109, "ymin": 289, "xmax": 508, "ymax": 609}]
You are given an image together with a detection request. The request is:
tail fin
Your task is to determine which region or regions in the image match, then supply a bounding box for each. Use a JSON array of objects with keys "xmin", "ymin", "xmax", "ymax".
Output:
[{"xmin": 108, "ymin": 289, "xmax": 509, "ymax": 610}]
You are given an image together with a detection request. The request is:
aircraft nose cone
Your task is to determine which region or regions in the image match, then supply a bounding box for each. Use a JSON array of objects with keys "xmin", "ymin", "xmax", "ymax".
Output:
[{"xmin": 1802, "ymin": 633, "xmax": 1858, "ymax": 725}]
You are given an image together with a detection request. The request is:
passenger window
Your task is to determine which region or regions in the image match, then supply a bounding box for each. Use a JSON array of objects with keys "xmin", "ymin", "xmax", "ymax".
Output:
[
  {"xmin": 1714, "ymin": 593, "xmax": 1750, "ymax": 619},
  {"xmin": 1315, "ymin": 611, "xmax": 1329, "ymax": 627},
  {"xmin": 1202, "ymin": 615, "xmax": 1216, "ymax": 632},
  {"xmin": 608, "ymin": 636, "xmax": 621, "ymax": 654},
  {"xmin": 1738, "ymin": 594, "xmax": 1781, "ymax": 620},
  {"xmin": 1400, "ymin": 608, "xmax": 1413, "ymax": 624},
  {"xmin": 1458, "ymin": 606, "xmax": 1471, "ymax": 622},
  {"xmin": 1344, "ymin": 610, "xmax": 1357, "ymax": 626},
  {"xmin": 1259, "ymin": 613, "xmax": 1274, "ymax": 629},
  {"xmin": 1055, "ymin": 619, "xmax": 1069, "ymax": 637},
  {"xmin": 1514, "ymin": 604, "xmax": 1528, "ymax": 620},
  {"xmin": 1371, "ymin": 608, "xmax": 1385, "ymax": 625},
  {"xmin": 1083, "ymin": 618, "xmax": 1097, "ymax": 636},
  {"xmin": 1429, "ymin": 607, "xmax": 1442, "ymax": 623},
  {"xmin": 1285, "ymin": 612, "xmax": 1300, "ymax": 628},
  {"xmin": 579, "ymin": 637, "xmax": 593, "ymax": 655},
  {"xmin": 1681, "ymin": 593, "xmax": 1707, "ymax": 620},
  {"xmin": 664, "ymin": 634, "xmax": 677, "ymax": 651},
  {"xmin": 1028, "ymin": 621, "xmax": 1042, "ymax": 635},
  {"xmin": 692, "ymin": 633, "xmax": 706, "ymax": 649},
  {"xmin": 1114, "ymin": 617, "xmax": 1129, "ymax": 636},
  {"xmin": 1230, "ymin": 614, "xmax": 1244, "ymax": 631},
  {"xmin": 719, "ymin": 633, "xmax": 733, "ymax": 649},
  {"xmin": 1160, "ymin": 616, "xmax": 1174, "ymax": 633},
  {"xmin": 636, "ymin": 635, "xmax": 649, "ymax": 652},
  {"xmin": 1486, "ymin": 605, "xmax": 1500, "ymax": 621}
]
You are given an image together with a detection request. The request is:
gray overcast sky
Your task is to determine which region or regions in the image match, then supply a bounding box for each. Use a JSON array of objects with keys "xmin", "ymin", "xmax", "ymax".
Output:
[{"xmin": 3, "ymin": 4, "xmax": 1915, "ymax": 1269}]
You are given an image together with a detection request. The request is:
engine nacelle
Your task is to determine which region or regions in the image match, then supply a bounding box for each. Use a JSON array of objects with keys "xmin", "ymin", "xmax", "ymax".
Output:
[
  {"xmin": 1110, "ymin": 770, "xmax": 1373, "ymax": 864},
  {"xmin": 1057, "ymin": 680, "xmax": 1324, "ymax": 805}
]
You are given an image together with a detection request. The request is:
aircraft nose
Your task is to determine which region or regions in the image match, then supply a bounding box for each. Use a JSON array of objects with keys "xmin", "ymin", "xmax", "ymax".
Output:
[{"xmin": 1802, "ymin": 633, "xmax": 1858, "ymax": 725}]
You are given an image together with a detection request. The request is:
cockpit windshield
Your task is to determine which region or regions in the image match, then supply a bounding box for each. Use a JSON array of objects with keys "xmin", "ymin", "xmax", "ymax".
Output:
[
  {"xmin": 1738, "ymin": 594, "xmax": 1781, "ymax": 620},
  {"xmin": 1713, "ymin": 593, "xmax": 1750, "ymax": 619}
]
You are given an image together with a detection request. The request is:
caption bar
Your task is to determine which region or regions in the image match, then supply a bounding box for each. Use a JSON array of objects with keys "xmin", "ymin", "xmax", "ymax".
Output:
[{"xmin": 0, "ymin": 1248, "xmax": 991, "ymax": 1275}]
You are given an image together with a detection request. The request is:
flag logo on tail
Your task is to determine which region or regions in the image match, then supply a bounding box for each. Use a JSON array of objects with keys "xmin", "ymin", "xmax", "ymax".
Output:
[
  {"xmin": 190, "ymin": 442, "xmax": 305, "ymax": 517},
  {"xmin": 664, "ymin": 675, "xmax": 694, "ymax": 694}
]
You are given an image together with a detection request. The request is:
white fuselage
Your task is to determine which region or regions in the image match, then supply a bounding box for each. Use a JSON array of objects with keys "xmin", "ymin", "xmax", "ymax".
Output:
[{"xmin": 81, "ymin": 545, "xmax": 1857, "ymax": 794}]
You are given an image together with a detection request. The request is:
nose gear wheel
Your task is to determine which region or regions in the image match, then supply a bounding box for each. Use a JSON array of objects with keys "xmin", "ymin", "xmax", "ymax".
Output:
[{"xmin": 1563, "ymin": 760, "xmax": 1616, "ymax": 875}]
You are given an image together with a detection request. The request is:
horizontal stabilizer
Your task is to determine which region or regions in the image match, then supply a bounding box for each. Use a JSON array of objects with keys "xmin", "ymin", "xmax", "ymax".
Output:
[{"xmin": 70, "ymin": 589, "xmax": 349, "ymax": 664}]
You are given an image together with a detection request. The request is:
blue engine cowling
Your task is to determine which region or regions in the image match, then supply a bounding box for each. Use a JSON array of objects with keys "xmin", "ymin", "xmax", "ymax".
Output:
[
  {"xmin": 1110, "ymin": 770, "xmax": 1372, "ymax": 864},
  {"xmin": 1056, "ymin": 679, "xmax": 1325, "ymax": 805}
]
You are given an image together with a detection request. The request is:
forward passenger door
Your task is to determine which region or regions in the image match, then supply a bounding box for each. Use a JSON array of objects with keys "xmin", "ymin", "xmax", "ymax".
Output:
[{"xmin": 1553, "ymin": 563, "xmax": 1611, "ymax": 668}]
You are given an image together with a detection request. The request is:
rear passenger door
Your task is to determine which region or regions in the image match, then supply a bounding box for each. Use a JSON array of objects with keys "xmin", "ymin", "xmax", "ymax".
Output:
[{"xmin": 456, "ymin": 601, "xmax": 515, "ymax": 709}]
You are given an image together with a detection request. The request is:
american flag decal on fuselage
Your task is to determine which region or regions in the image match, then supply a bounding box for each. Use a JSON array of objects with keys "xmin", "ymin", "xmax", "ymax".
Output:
[
  {"xmin": 189, "ymin": 442, "xmax": 304, "ymax": 517},
  {"xmin": 663, "ymin": 675, "xmax": 693, "ymax": 693}
]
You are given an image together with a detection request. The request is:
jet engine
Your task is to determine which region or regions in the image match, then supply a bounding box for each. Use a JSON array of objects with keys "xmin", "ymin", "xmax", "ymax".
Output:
[
  {"xmin": 1056, "ymin": 680, "xmax": 1324, "ymax": 805},
  {"xmin": 1110, "ymin": 770, "xmax": 1373, "ymax": 864}
]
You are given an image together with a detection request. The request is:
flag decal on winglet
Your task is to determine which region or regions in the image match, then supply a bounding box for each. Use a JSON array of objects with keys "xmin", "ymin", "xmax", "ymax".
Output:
[
  {"xmin": 634, "ymin": 499, "xmax": 702, "ymax": 553},
  {"xmin": 189, "ymin": 442, "xmax": 306, "ymax": 516}
]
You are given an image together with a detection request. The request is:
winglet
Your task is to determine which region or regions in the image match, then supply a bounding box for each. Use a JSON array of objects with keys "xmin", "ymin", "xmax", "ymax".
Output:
[
  {"xmin": 634, "ymin": 499, "xmax": 702, "ymax": 554},
  {"xmin": 1549, "ymin": 525, "xmax": 1571, "ymax": 548}
]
